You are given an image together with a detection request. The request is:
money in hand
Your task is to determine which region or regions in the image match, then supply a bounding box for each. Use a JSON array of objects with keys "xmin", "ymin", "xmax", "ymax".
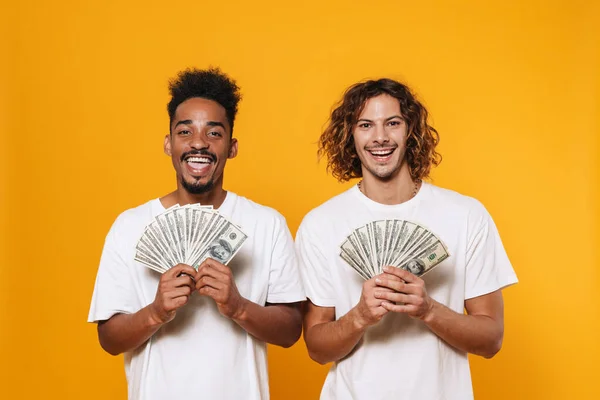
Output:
[
  {"xmin": 135, "ymin": 204, "xmax": 247, "ymax": 273},
  {"xmin": 340, "ymin": 220, "xmax": 449, "ymax": 279}
]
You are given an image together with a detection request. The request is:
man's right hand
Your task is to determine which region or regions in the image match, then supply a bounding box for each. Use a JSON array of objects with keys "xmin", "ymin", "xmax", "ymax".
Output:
[
  {"xmin": 352, "ymin": 274, "xmax": 396, "ymax": 329},
  {"xmin": 148, "ymin": 264, "xmax": 197, "ymax": 325}
]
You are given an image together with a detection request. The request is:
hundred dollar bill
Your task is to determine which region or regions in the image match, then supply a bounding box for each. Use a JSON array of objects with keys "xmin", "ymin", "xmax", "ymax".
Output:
[
  {"xmin": 340, "ymin": 249, "xmax": 370, "ymax": 280},
  {"xmin": 394, "ymin": 240, "xmax": 449, "ymax": 277},
  {"xmin": 191, "ymin": 221, "xmax": 247, "ymax": 267},
  {"xmin": 340, "ymin": 238, "xmax": 371, "ymax": 278}
]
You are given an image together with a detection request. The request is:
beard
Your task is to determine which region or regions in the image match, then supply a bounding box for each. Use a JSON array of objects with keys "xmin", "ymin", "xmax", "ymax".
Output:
[
  {"xmin": 179, "ymin": 149, "xmax": 217, "ymax": 194},
  {"xmin": 181, "ymin": 176, "xmax": 215, "ymax": 194}
]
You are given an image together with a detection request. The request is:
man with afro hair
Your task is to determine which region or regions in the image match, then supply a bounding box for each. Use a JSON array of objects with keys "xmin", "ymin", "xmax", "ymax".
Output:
[{"xmin": 89, "ymin": 67, "xmax": 305, "ymax": 400}]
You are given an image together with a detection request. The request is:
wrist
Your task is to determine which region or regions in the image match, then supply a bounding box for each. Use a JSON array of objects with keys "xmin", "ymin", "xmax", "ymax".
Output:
[
  {"xmin": 348, "ymin": 306, "xmax": 370, "ymax": 332},
  {"xmin": 147, "ymin": 303, "xmax": 168, "ymax": 327},
  {"xmin": 420, "ymin": 298, "xmax": 437, "ymax": 324},
  {"xmin": 231, "ymin": 297, "xmax": 250, "ymax": 322}
]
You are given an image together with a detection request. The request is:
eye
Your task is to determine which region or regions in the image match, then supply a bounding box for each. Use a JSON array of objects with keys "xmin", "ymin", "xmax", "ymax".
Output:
[
  {"xmin": 388, "ymin": 120, "xmax": 402, "ymax": 127},
  {"xmin": 178, "ymin": 129, "xmax": 191, "ymax": 135},
  {"xmin": 358, "ymin": 122, "xmax": 371, "ymax": 129},
  {"xmin": 207, "ymin": 131, "xmax": 222, "ymax": 138}
]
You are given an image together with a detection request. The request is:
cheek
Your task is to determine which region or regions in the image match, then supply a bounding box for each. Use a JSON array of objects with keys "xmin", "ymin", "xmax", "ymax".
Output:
[{"xmin": 353, "ymin": 132, "xmax": 367, "ymax": 150}]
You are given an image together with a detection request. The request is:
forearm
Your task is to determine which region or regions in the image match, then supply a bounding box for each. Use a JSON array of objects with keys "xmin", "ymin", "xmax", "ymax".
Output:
[
  {"xmin": 304, "ymin": 307, "xmax": 367, "ymax": 365},
  {"xmin": 97, "ymin": 305, "xmax": 164, "ymax": 356},
  {"xmin": 232, "ymin": 301, "xmax": 302, "ymax": 348},
  {"xmin": 422, "ymin": 300, "xmax": 503, "ymax": 358}
]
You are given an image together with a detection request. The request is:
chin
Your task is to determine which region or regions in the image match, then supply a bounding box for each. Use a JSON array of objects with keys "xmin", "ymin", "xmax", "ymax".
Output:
[{"xmin": 181, "ymin": 176, "xmax": 214, "ymax": 194}]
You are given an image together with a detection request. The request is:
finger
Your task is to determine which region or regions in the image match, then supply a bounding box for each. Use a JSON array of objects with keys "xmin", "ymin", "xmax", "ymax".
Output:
[
  {"xmin": 203, "ymin": 257, "xmax": 229, "ymax": 272},
  {"xmin": 197, "ymin": 285, "xmax": 219, "ymax": 300},
  {"xmin": 375, "ymin": 272, "xmax": 405, "ymax": 282},
  {"xmin": 381, "ymin": 301, "xmax": 418, "ymax": 314},
  {"xmin": 165, "ymin": 286, "xmax": 192, "ymax": 298},
  {"xmin": 196, "ymin": 264, "xmax": 230, "ymax": 282},
  {"xmin": 195, "ymin": 275, "xmax": 225, "ymax": 291},
  {"xmin": 172, "ymin": 275, "xmax": 195, "ymax": 290},
  {"xmin": 176, "ymin": 271, "xmax": 196, "ymax": 283},
  {"xmin": 382, "ymin": 266, "xmax": 420, "ymax": 283},
  {"xmin": 374, "ymin": 276, "xmax": 408, "ymax": 292},
  {"xmin": 165, "ymin": 294, "xmax": 190, "ymax": 310},
  {"xmin": 373, "ymin": 291, "xmax": 413, "ymax": 304},
  {"xmin": 165, "ymin": 263, "xmax": 196, "ymax": 279},
  {"xmin": 372, "ymin": 304, "xmax": 391, "ymax": 318}
]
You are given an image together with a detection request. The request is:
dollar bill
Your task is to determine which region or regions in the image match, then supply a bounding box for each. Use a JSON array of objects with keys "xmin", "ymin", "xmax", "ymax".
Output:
[
  {"xmin": 395, "ymin": 240, "xmax": 449, "ymax": 277},
  {"xmin": 191, "ymin": 221, "xmax": 248, "ymax": 267},
  {"xmin": 134, "ymin": 203, "xmax": 247, "ymax": 274},
  {"xmin": 339, "ymin": 219, "xmax": 449, "ymax": 280}
]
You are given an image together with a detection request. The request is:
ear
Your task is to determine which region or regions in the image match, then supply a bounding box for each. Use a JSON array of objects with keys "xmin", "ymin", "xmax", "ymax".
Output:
[
  {"xmin": 228, "ymin": 137, "xmax": 238, "ymax": 159},
  {"xmin": 164, "ymin": 134, "xmax": 172, "ymax": 156}
]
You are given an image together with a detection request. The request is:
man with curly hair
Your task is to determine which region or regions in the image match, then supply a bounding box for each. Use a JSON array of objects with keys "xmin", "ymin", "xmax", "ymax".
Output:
[
  {"xmin": 296, "ymin": 78, "xmax": 518, "ymax": 399},
  {"xmin": 88, "ymin": 68, "xmax": 305, "ymax": 400}
]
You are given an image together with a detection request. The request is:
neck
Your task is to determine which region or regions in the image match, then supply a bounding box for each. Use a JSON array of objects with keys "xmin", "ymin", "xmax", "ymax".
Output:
[
  {"xmin": 359, "ymin": 168, "xmax": 419, "ymax": 205},
  {"xmin": 160, "ymin": 178, "xmax": 228, "ymax": 209}
]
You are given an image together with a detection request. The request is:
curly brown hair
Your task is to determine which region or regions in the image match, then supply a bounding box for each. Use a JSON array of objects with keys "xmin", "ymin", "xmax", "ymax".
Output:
[{"xmin": 318, "ymin": 78, "xmax": 442, "ymax": 182}]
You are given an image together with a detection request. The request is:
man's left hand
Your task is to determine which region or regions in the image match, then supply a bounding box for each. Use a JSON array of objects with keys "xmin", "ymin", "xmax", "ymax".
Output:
[
  {"xmin": 373, "ymin": 266, "xmax": 434, "ymax": 320},
  {"xmin": 195, "ymin": 258, "xmax": 246, "ymax": 319}
]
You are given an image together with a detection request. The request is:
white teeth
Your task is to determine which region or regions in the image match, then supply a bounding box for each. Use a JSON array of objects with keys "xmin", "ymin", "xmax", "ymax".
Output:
[
  {"xmin": 186, "ymin": 157, "xmax": 211, "ymax": 164},
  {"xmin": 370, "ymin": 149, "xmax": 394, "ymax": 156}
]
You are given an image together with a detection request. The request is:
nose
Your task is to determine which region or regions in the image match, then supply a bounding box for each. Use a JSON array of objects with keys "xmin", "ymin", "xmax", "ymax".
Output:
[
  {"xmin": 373, "ymin": 123, "xmax": 389, "ymax": 144},
  {"xmin": 189, "ymin": 130, "xmax": 209, "ymax": 150}
]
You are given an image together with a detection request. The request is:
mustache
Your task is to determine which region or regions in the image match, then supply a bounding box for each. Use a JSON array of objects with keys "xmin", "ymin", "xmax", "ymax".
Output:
[{"xmin": 180, "ymin": 149, "xmax": 217, "ymax": 163}]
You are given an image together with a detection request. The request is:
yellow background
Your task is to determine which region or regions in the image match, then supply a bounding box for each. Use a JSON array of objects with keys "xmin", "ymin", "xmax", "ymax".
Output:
[{"xmin": 1, "ymin": 1, "xmax": 599, "ymax": 399}]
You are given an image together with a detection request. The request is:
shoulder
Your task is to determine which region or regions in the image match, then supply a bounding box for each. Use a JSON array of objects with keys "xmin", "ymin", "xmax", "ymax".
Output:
[
  {"xmin": 424, "ymin": 184, "xmax": 494, "ymax": 230},
  {"xmin": 298, "ymin": 188, "xmax": 355, "ymax": 233},
  {"xmin": 425, "ymin": 183, "xmax": 489, "ymax": 216},
  {"xmin": 231, "ymin": 193, "xmax": 288, "ymax": 226},
  {"xmin": 107, "ymin": 199, "xmax": 156, "ymax": 239}
]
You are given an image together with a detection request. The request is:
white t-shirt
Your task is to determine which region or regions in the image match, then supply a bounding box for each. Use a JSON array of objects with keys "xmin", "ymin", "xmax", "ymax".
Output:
[
  {"xmin": 88, "ymin": 192, "xmax": 305, "ymax": 400},
  {"xmin": 296, "ymin": 183, "xmax": 518, "ymax": 400}
]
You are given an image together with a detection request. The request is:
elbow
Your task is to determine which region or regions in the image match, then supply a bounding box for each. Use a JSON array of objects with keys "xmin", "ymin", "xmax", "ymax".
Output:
[
  {"xmin": 279, "ymin": 329, "xmax": 302, "ymax": 349},
  {"xmin": 99, "ymin": 337, "xmax": 123, "ymax": 356},
  {"xmin": 103, "ymin": 347, "xmax": 122, "ymax": 357},
  {"xmin": 273, "ymin": 321, "xmax": 303, "ymax": 349},
  {"xmin": 481, "ymin": 335, "xmax": 503, "ymax": 359},
  {"xmin": 97, "ymin": 327, "xmax": 123, "ymax": 356},
  {"xmin": 307, "ymin": 349, "xmax": 331, "ymax": 365}
]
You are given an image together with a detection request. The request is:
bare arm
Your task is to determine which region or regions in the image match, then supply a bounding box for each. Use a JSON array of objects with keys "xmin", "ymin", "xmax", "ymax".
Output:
[
  {"xmin": 421, "ymin": 291, "xmax": 504, "ymax": 358},
  {"xmin": 98, "ymin": 306, "xmax": 164, "ymax": 356},
  {"xmin": 97, "ymin": 264, "xmax": 196, "ymax": 355},
  {"xmin": 196, "ymin": 259, "xmax": 302, "ymax": 348},
  {"xmin": 302, "ymin": 277, "xmax": 392, "ymax": 364},
  {"xmin": 232, "ymin": 301, "xmax": 302, "ymax": 348},
  {"xmin": 376, "ymin": 266, "xmax": 504, "ymax": 358}
]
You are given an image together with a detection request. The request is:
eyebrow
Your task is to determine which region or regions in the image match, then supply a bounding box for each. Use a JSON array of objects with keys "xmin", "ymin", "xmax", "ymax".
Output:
[
  {"xmin": 174, "ymin": 119, "xmax": 193, "ymax": 128},
  {"xmin": 357, "ymin": 115, "xmax": 404, "ymax": 123},
  {"xmin": 206, "ymin": 121, "xmax": 226, "ymax": 129},
  {"xmin": 174, "ymin": 120, "xmax": 226, "ymax": 129}
]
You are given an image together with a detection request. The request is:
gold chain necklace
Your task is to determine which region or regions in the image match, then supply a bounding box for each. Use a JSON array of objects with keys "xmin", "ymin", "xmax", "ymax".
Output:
[{"xmin": 357, "ymin": 179, "xmax": 420, "ymax": 199}]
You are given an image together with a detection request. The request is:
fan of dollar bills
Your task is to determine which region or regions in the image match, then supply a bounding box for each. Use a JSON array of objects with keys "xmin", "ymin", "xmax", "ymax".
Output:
[
  {"xmin": 135, "ymin": 204, "xmax": 248, "ymax": 273},
  {"xmin": 340, "ymin": 220, "xmax": 449, "ymax": 280}
]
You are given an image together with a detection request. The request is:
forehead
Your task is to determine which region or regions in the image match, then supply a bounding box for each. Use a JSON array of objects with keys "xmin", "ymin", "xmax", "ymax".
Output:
[
  {"xmin": 359, "ymin": 94, "xmax": 402, "ymax": 117},
  {"xmin": 172, "ymin": 97, "xmax": 229, "ymax": 126}
]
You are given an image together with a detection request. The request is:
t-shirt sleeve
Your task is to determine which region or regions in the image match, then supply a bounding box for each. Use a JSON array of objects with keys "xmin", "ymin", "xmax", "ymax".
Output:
[
  {"xmin": 266, "ymin": 213, "xmax": 306, "ymax": 304},
  {"xmin": 295, "ymin": 216, "xmax": 336, "ymax": 307},
  {"xmin": 464, "ymin": 202, "xmax": 518, "ymax": 300},
  {"xmin": 88, "ymin": 215, "xmax": 141, "ymax": 322}
]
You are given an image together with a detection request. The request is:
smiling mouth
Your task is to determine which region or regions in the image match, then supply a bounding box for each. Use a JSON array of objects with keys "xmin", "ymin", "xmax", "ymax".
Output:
[
  {"xmin": 184, "ymin": 155, "xmax": 214, "ymax": 174},
  {"xmin": 367, "ymin": 147, "xmax": 396, "ymax": 161}
]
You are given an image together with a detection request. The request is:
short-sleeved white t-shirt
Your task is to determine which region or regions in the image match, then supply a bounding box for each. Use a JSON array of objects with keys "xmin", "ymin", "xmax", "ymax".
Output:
[
  {"xmin": 296, "ymin": 183, "xmax": 518, "ymax": 400},
  {"xmin": 88, "ymin": 192, "xmax": 305, "ymax": 400}
]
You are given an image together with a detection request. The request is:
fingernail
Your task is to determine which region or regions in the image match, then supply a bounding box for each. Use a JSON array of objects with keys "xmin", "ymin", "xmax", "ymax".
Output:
[
  {"xmin": 375, "ymin": 278, "xmax": 381, "ymax": 284},
  {"xmin": 383, "ymin": 266, "xmax": 389, "ymax": 272}
]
